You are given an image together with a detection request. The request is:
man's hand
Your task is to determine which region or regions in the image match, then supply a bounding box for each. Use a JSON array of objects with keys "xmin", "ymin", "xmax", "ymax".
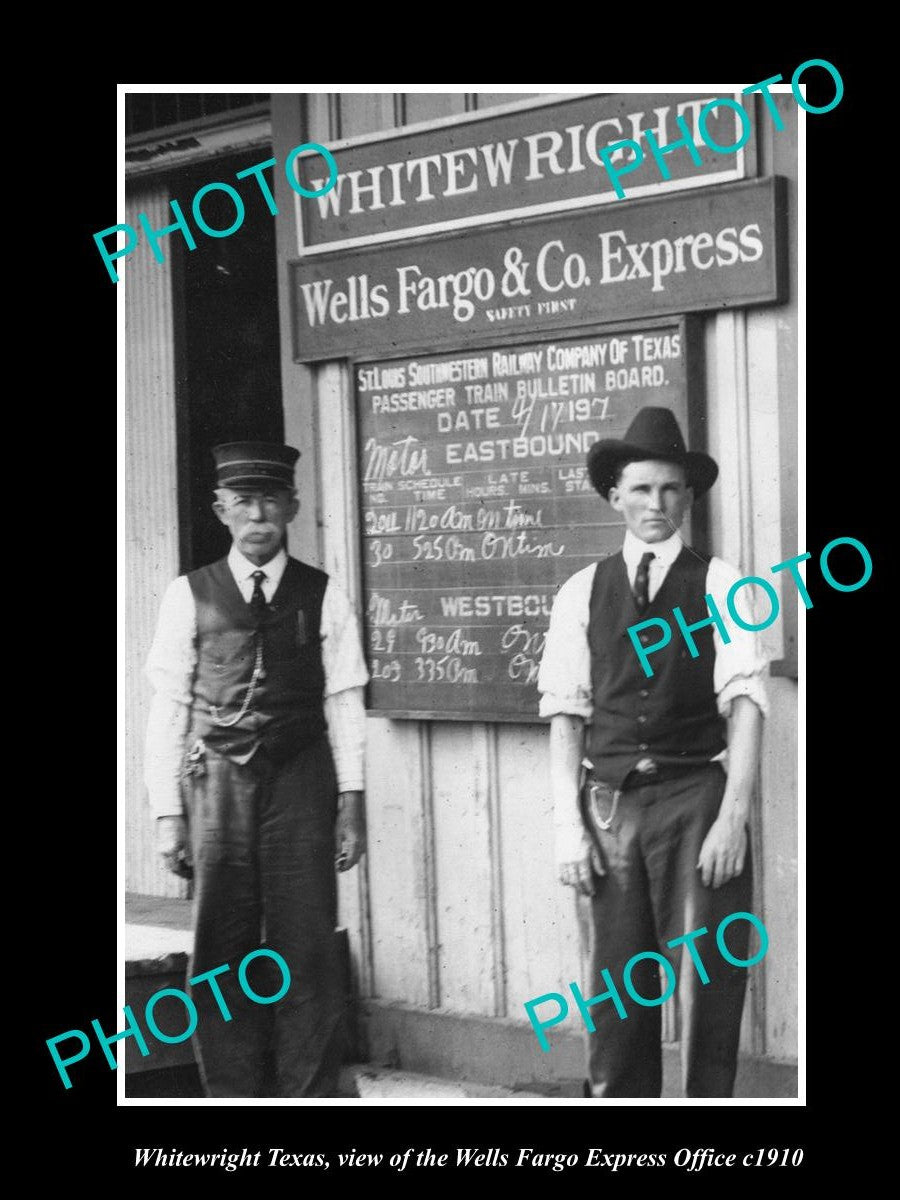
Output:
[
  {"xmin": 335, "ymin": 791, "xmax": 365, "ymax": 872},
  {"xmin": 697, "ymin": 808, "xmax": 748, "ymax": 889},
  {"xmin": 558, "ymin": 851, "xmax": 603, "ymax": 897},
  {"xmin": 698, "ymin": 696, "xmax": 761, "ymax": 888},
  {"xmin": 557, "ymin": 830, "xmax": 604, "ymax": 897},
  {"xmin": 156, "ymin": 815, "xmax": 192, "ymax": 879}
]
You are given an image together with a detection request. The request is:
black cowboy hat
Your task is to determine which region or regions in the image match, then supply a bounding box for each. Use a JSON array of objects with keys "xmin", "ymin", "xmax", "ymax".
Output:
[{"xmin": 586, "ymin": 406, "xmax": 719, "ymax": 499}]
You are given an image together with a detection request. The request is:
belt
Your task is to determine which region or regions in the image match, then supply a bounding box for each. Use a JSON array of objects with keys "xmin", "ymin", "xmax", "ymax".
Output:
[
  {"xmin": 583, "ymin": 757, "xmax": 712, "ymax": 793},
  {"xmin": 621, "ymin": 759, "xmax": 712, "ymax": 790}
]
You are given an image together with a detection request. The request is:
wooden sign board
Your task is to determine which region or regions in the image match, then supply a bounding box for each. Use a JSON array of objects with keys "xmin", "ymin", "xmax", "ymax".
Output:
[
  {"xmin": 293, "ymin": 92, "xmax": 751, "ymax": 251},
  {"xmin": 292, "ymin": 177, "xmax": 785, "ymax": 362},
  {"xmin": 357, "ymin": 317, "xmax": 698, "ymax": 720}
]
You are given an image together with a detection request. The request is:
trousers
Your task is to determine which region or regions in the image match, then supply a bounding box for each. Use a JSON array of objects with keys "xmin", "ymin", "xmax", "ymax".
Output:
[
  {"xmin": 577, "ymin": 763, "xmax": 753, "ymax": 1098},
  {"xmin": 182, "ymin": 736, "xmax": 346, "ymax": 1097}
]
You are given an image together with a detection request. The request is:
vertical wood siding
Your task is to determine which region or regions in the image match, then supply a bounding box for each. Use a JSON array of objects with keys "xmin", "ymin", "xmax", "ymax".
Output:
[
  {"xmin": 123, "ymin": 183, "xmax": 183, "ymax": 898},
  {"xmin": 296, "ymin": 93, "xmax": 798, "ymax": 1067}
]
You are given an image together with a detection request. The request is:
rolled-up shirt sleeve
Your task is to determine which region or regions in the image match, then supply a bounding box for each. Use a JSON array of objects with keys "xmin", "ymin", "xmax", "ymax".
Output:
[
  {"xmin": 707, "ymin": 556, "xmax": 770, "ymax": 719},
  {"xmin": 144, "ymin": 576, "xmax": 197, "ymax": 820},
  {"xmin": 537, "ymin": 564, "xmax": 595, "ymax": 720},
  {"xmin": 321, "ymin": 582, "xmax": 370, "ymax": 793}
]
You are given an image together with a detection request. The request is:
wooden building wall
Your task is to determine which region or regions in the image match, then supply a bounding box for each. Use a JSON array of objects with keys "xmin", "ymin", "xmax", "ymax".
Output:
[
  {"xmin": 270, "ymin": 92, "xmax": 800, "ymax": 1077},
  {"xmin": 123, "ymin": 91, "xmax": 799, "ymax": 1082},
  {"xmin": 123, "ymin": 181, "xmax": 184, "ymax": 898}
]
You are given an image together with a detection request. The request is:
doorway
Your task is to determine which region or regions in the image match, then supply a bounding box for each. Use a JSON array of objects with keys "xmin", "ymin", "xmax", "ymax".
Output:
[{"xmin": 173, "ymin": 150, "xmax": 283, "ymax": 571}]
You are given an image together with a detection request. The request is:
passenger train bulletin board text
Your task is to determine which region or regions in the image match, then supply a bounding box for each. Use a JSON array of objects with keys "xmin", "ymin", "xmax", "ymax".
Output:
[{"xmin": 356, "ymin": 318, "xmax": 697, "ymax": 719}]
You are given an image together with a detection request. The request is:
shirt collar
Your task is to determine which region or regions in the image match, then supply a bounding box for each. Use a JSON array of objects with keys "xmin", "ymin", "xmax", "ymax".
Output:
[
  {"xmin": 227, "ymin": 544, "xmax": 288, "ymax": 589},
  {"xmin": 622, "ymin": 528, "xmax": 683, "ymax": 570}
]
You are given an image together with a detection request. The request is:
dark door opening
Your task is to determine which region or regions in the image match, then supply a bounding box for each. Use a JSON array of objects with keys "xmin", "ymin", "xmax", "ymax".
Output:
[{"xmin": 173, "ymin": 150, "xmax": 283, "ymax": 572}]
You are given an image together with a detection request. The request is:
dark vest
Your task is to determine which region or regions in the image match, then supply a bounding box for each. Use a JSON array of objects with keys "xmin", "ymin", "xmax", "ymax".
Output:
[
  {"xmin": 586, "ymin": 546, "xmax": 726, "ymax": 787},
  {"xmin": 187, "ymin": 556, "xmax": 328, "ymax": 764}
]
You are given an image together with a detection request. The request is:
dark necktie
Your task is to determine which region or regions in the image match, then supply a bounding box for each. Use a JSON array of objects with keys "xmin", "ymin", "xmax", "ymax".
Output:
[
  {"xmin": 633, "ymin": 551, "xmax": 655, "ymax": 613},
  {"xmin": 249, "ymin": 569, "xmax": 268, "ymax": 620}
]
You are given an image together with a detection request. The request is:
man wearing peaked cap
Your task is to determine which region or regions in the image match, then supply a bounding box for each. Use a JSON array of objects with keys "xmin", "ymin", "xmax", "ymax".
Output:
[
  {"xmin": 144, "ymin": 440, "xmax": 370, "ymax": 1097},
  {"xmin": 213, "ymin": 440, "xmax": 302, "ymax": 490},
  {"xmin": 537, "ymin": 407, "xmax": 768, "ymax": 1098}
]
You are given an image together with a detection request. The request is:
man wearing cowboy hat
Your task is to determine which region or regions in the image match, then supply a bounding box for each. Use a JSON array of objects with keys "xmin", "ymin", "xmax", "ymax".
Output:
[
  {"xmin": 143, "ymin": 441, "xmax": 369, "ymax": 1097},
  {"xmin": 537, "ymin": 407, "xmax": 768, "ymax": 1098}
]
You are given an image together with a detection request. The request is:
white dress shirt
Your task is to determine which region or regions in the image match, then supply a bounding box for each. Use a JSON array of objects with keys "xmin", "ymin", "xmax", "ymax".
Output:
[
  {"xmin": 144, "ymin": 546, "xmax": 370, "ymax": 819},
  {"xmin": 537, "ymin": 530, "xmax": 768, "ymax": 860}
]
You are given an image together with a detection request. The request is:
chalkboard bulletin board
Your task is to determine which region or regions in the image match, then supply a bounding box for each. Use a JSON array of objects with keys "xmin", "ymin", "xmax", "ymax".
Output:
[{"xmin": 357, "ymin": 317, "xmax": 698, "ymax": 720}]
